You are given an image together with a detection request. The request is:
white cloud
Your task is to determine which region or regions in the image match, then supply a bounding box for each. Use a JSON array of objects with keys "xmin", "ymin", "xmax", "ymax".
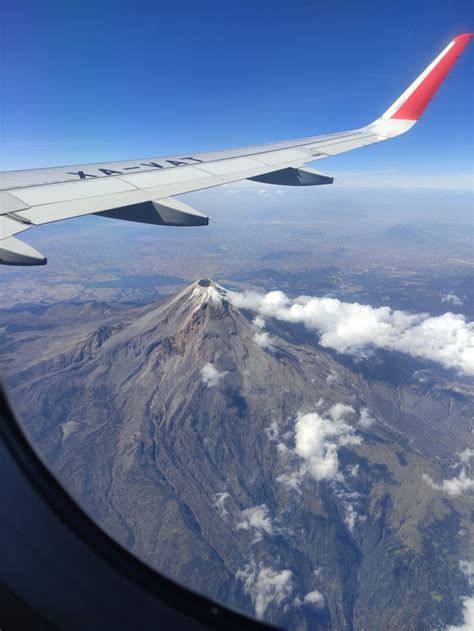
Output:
[
  {"xmin": 201, "ymin": 362, "xmax": 227, "ymax": 387},
  {"xmin": 237, "ymin": 505, "xmax": 274, "ymax": 542},
  {"xmin": 446, "ymin": 561, "xmax": 474, "ymax": 630},
  {"xmin": 329, "ymin": 403, "xmax": 356, "ymax": 424},
  {"xmin": 295, "ymin": 589, "xmax": 324, "ymax": 609},
  {"xmin": 334, "ymin": 488, "xmax": 364, "ymax": 532},
  {"xmin": 359, "ymin": 407, "xmax": 375, "ymax": 428},
  {"xmin": 442, "ymin": 293, "xmax": 464, "ymax": 307},
  {"xmin": 460, "ymin": 449, "xmax": 474, "ymax": 465},
  {"xmin": 345, "ymin": 501, "xmax": 357, "ymax": 531},
  {"xmin": 61, "ymin": 420, "xmax": 80, "ymax": 440},
  {"xmin": 346, "ymin": 464, "xmax": 360, "ymax": 477},
  {"xmin": 423, "ymin": 471, "xmax": 474, "ymax": 496},
  {"xmin": 447, "ymin": 598, "xmax": 474, "ymax": 630},
  {"xmin": 278, "ymin": 404, "xmax": 361, "ymax": 486},
  {"xmin": 253, "ymin": 315, "xmax": 266, "ymax": 329},
  {"xmin": 254, "ymin": 331, "xmax": 274, "ymax": 350},
  {"xmin": 229, "ymin": 289, "xmax": 474, "ymax": 376},
  {"xmin": 460, "ymin": 560, "xmax": 474, "ymax": 588},
  {"xmin": 237, "ymin": 562, "xmax": 293, "ymax": 619},
  {"xmin": 213, "ymin": 492, "xmax": 230, "ymax": 518},
  {"xmin": 276, "ymin": 404, "xmax": 366, "ymax": 530},
  {"xmin": 252, "ymin": 315, "xmax": 273, "ymax": 349},
  {"xmin": 423, "ymin": 451, "xmax": 474, "ymax": 496}
]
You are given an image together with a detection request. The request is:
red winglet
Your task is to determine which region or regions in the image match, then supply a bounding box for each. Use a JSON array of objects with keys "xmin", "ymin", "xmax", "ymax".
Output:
[{"xmin": 391, "ymin": 33, "xmax": 472, "ymax": 120}]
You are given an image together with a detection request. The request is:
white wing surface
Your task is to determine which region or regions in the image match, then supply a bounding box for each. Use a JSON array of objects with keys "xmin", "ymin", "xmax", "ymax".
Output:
[{"xmin": 0, "ymin": 33, "xmax": 471, "ymax": 265}]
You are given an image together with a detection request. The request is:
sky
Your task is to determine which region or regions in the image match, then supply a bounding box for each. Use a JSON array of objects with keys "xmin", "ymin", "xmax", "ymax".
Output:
[{"xmin": 0, "ymin": 0, "xmax": 473, "ymax": 189}]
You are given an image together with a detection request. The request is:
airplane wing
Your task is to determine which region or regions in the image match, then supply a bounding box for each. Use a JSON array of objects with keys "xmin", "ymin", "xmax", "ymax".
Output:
[{"xmin": 0, "ymin": 33, "xmax": 471, "ymax": 265}]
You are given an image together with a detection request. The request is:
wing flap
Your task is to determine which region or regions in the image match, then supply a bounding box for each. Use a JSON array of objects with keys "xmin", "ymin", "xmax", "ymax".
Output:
[
  {"xmin": 119, "ymin": 165, "xmax": 209, "ymax": 188},
  {"xmin": 10, "ymin": 177, "xmax": 137, "ymax": 206},
  {"xmin": 0, "ymin": 191, "xmax": 30, "ymax": 215},
  {"xmin": 9, "ymin": 154, "xmax": 315, "ymax": 226},
  {"xmin": 0, "ymin": 215, "xmax": 30, "ymax": 240},
  {"xmin": 197, "ymin": 157, "xmax": 266, "ymax": 176},
  {"xmin": 253, "ymin": 149, "xmax": 311, "ymax": 166},
  {"xmin": 310, "ymin": 133, "xmax": 380, "ymax": 156}
]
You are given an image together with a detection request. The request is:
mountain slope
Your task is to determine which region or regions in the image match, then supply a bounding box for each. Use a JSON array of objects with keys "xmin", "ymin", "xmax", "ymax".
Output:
[{"xmin": 5, "ymin": 280, "xmax": 473, "ymax": 630}]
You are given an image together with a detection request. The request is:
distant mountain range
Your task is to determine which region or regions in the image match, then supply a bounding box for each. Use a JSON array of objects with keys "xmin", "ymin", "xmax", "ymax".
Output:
[
  {"xmin": 3, "ymin": 280, "xmax": 473, "ymax": 630},
  {"xmin": 382, "ymin": 223, "xmax": 446, "ymax": 245}
]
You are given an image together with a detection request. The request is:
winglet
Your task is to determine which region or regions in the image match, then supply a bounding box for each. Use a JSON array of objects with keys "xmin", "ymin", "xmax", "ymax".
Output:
[{"xmin": 381, "ymin": 33, "xmax": 472, "ymax": 121}]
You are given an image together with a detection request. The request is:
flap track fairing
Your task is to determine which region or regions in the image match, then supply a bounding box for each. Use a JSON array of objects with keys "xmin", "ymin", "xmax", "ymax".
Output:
[
  {"xmin": 0, "ymin": 236, "xmax": 46, "ymax": 266},
  {"xmin": 95, "ymin": 197, "xmax": 209, "ymax": 227},
  {"xmin": 249, "ymin": 166, "xmax": 334, "ymax": 186}
]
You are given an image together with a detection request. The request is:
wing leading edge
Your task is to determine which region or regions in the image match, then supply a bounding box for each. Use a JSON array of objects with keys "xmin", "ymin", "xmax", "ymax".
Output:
[{"xmin": 0, "ymin": 33, "xmax": 471, "ymax": 265}]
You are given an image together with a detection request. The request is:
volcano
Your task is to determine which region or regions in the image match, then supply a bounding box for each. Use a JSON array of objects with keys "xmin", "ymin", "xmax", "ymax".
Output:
[{"xmin": 5, "ymin": 280, "xmax": 473, "ymax": 630}]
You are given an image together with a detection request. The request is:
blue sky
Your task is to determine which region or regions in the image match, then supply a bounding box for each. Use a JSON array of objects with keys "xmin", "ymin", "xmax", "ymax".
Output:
[{"xmin": 1, "ymin": 0, "xmax": 473, "ymax": 187}]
